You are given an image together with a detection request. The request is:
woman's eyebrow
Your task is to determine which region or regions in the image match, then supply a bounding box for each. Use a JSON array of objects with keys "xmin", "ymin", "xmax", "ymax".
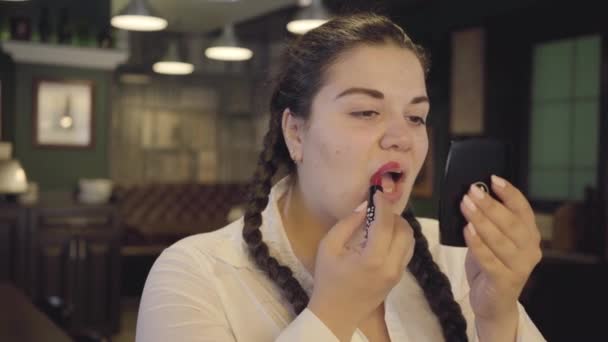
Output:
[
  {"xmin": 334, "ymin": 87, "xmax": 429, "ymax": 105},
  {"xmin": 411, "ymin": 96, "xmax": 429, "ymax": 104},
  {"xmin": 335, "ymin": 87, "xmax": 384, "ymax": 100}
]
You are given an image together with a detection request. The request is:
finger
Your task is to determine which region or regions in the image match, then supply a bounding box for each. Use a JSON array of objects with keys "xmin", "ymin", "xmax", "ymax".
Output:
[
  {"xmin": 461, "ymin": 195, "xmax": 520, "ymax": 270},
  {"xmin": 490, "ymin": 175, "xmax": 541, "ymax": 245},
  {"xmin": 490, "ymin": 175, "xmax": 536, "ymax": 229},
  {"xmin": 463, "ymin": 223, "xmax": 510, "ymax": 281},
  {"xmin": 386, "ymin": 217, "xmax": 414, "ymax": 274},
  {"xmin": 363, "ymin": 191, "xmax": 395, "ymax": 260},
  {"xmin": 324, "ymin": 203, "xmax": 367, "ymax": 249},
  {"xmin": 466, "ymin": 184, "xmax": 529, "ymax": 248}
]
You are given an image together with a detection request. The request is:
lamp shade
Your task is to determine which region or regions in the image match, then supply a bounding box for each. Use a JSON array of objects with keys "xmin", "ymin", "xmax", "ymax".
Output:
[
  {"xmin": 111, "ymin": 0, "xmax": 168, "ymax": 32},
  {"xmin": 0, "ymin": 160, "xmax": 28, "ymax": 194},
  {"xmin": 204, "ymin": 25, "xmax": 253, "ymax": 61},
  {"xmin": 286, "ymin": 0, "xmax": 330, "ymax": 35},
  {"xmin": 153, "ymin": 40, "xmax": 194, "ymax": 75}
]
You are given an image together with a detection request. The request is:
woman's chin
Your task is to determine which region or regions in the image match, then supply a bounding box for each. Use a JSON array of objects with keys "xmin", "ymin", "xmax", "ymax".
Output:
[
  {"xmin": 392, "ymin": 189, "xmax": 412, "ymax": 215},
  {"xmin": 391, "ymin": 203, "xmax": 406, "ymax": 215}
]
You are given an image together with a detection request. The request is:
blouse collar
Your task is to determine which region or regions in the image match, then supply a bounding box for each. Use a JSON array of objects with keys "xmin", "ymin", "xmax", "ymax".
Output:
[{"xmin": 258, "ymin": 176, "xmax": 316, "ymax": 295}]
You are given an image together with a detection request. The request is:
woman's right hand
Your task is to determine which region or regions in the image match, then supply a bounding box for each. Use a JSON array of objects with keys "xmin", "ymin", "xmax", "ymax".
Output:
[{"xmin": 307, "ymin": 191, "xmax": 415, "ymax": 340}]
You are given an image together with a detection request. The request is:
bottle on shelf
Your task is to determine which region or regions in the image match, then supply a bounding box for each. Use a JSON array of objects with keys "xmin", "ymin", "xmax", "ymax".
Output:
[
  {"xmin": 75, "ymin": 23, "xmax": 93, "ymax": 47},
  {"xmin": 0, "ymin": 16, "xmax": 10, "ymax": 41},
  {"xmin": 96, "ymin": 26, "xmax": 114, "ymax": 49},
  {"xmin": 57, "ymin": 7, "xmax": 72, "ymax": 45},
  {"xmin": 38, "ymin": 7, "xmax": 52, "ymax": 43}
]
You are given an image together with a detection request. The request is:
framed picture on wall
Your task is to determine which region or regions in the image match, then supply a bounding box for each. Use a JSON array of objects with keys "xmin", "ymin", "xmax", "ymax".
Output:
[
  {"xmin": 412, "ymin": 127, "xmax": 434, "ymax": 198},
  {"xmin": 33, "ymin": 79, "xmax": 95, "ymax": 148}
]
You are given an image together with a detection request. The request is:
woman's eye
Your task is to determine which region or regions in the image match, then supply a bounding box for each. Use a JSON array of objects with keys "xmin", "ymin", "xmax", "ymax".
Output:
[
  {"xmin": 350, "ymin": 110, "xmax": 379, "ymax": 119},
  {"xmin": 406, "ymin": 115, "xmax": 427, "ymax": 126}
]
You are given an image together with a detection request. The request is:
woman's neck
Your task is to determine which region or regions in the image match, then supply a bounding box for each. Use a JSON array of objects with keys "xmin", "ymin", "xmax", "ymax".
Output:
[{"xmin": 278, "ymin": 176, "xmax": 333, "ymax": 274}]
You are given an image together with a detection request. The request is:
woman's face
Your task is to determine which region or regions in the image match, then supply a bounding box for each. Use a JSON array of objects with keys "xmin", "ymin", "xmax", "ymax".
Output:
[{"xmin": 289, "ymin": 43, "xmax": 429, "ymax": 224}]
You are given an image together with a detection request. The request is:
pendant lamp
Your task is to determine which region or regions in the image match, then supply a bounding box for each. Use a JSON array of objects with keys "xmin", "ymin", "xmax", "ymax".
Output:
[
  {"xmin": 286, "ymin": 0, "xmax": 330, "ymax": 35},
  {"xmin": 153, "ymin": 40, "xmax": 194, "ymax": 75},
  {"xmin": 111, "ymin": 0, "xmax": 168, "ymax": 32},
  {"xmin": 204, "ymin": 24, "xmax": 253, "ymax": 61}
]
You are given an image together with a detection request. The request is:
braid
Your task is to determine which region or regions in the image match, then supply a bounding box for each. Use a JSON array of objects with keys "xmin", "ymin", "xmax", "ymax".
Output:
[
  {"xmin": 404, "ymin": 208, "xmax": 469, "ymax": 341},
  {"xmin": 244, "ymin": 125, "xmax": 470, "ymax": 333},
  {"xmin": 242, "ymin": 12, "xmax": 470, "ymax": 338},
  {"xmin": 242, "ymin": 118, "xmax": 310, "ymax": 315}
]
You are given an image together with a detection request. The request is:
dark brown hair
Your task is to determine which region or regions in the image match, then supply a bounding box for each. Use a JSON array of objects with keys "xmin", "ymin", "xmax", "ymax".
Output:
[{"xmin": 242, "ymin": 13, "xmax": 468, "ymax": 341}]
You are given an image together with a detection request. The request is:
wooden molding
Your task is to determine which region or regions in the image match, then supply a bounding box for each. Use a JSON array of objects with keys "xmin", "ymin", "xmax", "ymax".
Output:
[{"xmin": 1, "ymin": 40, "xmax": 128, "ymax": 70}]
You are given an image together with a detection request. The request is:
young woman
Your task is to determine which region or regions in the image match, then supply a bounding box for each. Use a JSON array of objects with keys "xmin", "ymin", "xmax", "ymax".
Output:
[{"xmin": 136, "ymin": 13, "xmax": 546, "ymax": 342}]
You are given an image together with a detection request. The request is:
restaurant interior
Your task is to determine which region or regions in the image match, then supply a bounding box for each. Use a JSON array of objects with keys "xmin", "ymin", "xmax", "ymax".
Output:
[{"xmin": 0, "ymin": 0, "xmax": 606, "ymax": 341}]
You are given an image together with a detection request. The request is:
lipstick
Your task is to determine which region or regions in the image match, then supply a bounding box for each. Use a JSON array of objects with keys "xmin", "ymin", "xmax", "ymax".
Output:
[{"xmin": 364, "ymin": 170, "xmax": 384, "ymax": 239}]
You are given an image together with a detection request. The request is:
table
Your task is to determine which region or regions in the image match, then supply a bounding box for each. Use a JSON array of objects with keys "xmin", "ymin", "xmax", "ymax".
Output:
[{"xmin": 0, "ymin": 282, "xmax": 72, "ymax": 342}]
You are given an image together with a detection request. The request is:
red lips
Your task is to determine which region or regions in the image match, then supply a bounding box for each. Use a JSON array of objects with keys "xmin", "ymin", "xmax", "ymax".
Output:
[{"xmin": 370, "ymin": 161, "xmax": 402, "ymax": 186}]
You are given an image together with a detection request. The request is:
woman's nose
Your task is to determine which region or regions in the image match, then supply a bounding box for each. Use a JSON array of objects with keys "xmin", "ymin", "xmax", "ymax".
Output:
[{"xmin": 379, "ymin": 114, "xmax": 413, "ymax": 152}]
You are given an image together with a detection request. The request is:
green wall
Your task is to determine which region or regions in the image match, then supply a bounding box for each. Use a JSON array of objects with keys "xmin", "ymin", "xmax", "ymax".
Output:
[
  {"xmin": 13, "ymin": 64, "xmax": 111, "ymax": 192},
  {"xmin": 1, "ymin": 0, "xmax": 112, "ymax": 192}
]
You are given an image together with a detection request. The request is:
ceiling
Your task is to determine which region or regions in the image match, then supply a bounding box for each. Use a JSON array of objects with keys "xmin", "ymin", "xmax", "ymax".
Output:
[{"xmin": 111, "ymin": 0, "xmax": 299, "ymax": 33}]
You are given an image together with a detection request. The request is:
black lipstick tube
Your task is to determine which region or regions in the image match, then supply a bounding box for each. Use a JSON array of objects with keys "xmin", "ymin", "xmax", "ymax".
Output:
[{"xmin": 364, "ymin": 184, "xmax": 383, "ymax": 239}]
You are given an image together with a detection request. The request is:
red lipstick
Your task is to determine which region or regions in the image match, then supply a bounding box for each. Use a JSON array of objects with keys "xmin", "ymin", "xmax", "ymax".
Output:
[
  {"xmin": 371, "ymin": 172, "xmax": 383, "ymax": 187},
  {"xmin": 371, "ymin": 161, "xmax": 401, "ymax": 186},
  {"xmin": 364, "ymin": 162, "xmax": 401, "ymax": 240}
]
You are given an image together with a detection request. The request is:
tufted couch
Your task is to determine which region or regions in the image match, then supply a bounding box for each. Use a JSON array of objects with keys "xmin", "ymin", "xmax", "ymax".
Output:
[{"xmin": 112, "ymin": 183, "xmax": 249, "ymax": 253}]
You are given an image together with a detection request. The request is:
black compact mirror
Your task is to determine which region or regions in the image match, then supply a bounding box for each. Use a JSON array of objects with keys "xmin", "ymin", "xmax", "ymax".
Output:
[{"xmin": 438, "ymin": 138, "xmax": 513, "ymax": 247}]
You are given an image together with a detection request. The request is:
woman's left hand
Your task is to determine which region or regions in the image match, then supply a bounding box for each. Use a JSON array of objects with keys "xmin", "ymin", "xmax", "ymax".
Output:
[{"xmin": 460, "ymin": 175, "xmax": 542, "ymax": 323}]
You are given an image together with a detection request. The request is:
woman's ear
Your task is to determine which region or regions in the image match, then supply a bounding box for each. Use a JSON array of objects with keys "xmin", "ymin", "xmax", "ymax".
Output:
[{"xmin": 281, "ymin": 108, "xmax": 305, "ymax": 163}]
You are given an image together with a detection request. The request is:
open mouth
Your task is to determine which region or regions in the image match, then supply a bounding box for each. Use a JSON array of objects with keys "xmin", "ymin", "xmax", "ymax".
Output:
[
  {"xmin": 371, "ymin": 162, "xmax": 405, "ymax": 194},
  {"xmin": 387, "ymin": 171, "xmax": 404, "ymax": 183},
  {"xmin": 380, "ymin": 170, "xmax": 404, "ymax": 193}
]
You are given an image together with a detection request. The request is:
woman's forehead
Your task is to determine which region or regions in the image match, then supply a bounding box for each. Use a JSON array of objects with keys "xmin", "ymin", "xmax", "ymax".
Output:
[{"xmin": 320, "ymin": 44, "xmax": 427, "ymax": 100}]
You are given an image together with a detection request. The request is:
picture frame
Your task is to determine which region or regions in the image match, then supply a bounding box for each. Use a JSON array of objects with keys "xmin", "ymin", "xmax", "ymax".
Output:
[
  {"xmin": 33, "ymin": 79, "xmax": 95, "ymax": 148},
  {"xmin": 412, "ymin": 127, "xmax": 434, "ymax": 198}
]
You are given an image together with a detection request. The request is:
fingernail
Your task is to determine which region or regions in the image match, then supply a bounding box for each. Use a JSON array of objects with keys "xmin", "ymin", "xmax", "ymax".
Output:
[
  {"xmin": 354, "ymin": 201, "xmax": 368, "ymax": 212},
  {"xmin": 470, "ymin": 184, "xmax": 485, "ymax": 199},
  {"xmin": 467, "ymin": 223, "xmax": 477, "ymax": 236},
  {"xmin": 491, "ymin": 175, "xmax": 506, "ymax": 188},
  {"xmin": 463, "ymin": 195, "xmax": 477, "ymax": 212}
]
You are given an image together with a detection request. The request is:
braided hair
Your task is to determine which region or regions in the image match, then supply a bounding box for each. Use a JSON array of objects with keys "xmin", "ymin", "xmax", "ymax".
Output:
[{"xmin": 242, "ymin": 13, "xmax": 468, "ymax": 341}]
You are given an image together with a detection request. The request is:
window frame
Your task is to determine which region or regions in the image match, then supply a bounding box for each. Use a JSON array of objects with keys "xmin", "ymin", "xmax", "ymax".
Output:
[
  {"xmin": 527, "ymin": 34, "xmax": 601, "ymax": 204},
  {"xmin": 484, "ymin": 3, "xmax": 608, "ymax": 259}
]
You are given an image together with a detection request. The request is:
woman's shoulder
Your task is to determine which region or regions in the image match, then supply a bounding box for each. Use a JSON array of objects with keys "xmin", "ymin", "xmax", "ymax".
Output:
[
  {"xmin": 417, "ymin": 217, "xmax": 470, "ymax": 299},
  {"xmin": 156, "ymin": 217, "xmax": 252, "ymax": 270},
  {"xmin": 137, "ymin": 220, "xmax": 247, "ymax": 341}
]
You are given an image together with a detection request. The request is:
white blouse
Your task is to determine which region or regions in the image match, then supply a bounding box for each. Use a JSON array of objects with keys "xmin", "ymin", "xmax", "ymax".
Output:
[{"xmin": 136, "ymin": 177, "xmax": 546, "ymax": 341}]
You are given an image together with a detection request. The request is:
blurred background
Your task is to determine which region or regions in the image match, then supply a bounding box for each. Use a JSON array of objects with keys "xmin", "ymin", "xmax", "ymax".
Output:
[{"xmin": 0, "ymin": 0, "xmax": 606, "ymax": 341}]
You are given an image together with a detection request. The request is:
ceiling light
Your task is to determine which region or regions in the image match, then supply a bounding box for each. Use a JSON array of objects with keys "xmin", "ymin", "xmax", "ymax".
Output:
[
  {"xmin": 204, "ymin": 25, "xmax": 253, "ymax": 61},
  {"xmin": 111, "ymin": 0, "xmax": 168, "ymax": 32},
  {"xmin": 153, "ymin": 40, "xmax": 194, "ymax": 75},
  {"xmin": 287, "ymin": 0, "xmax": 330, "ymax": 35}
]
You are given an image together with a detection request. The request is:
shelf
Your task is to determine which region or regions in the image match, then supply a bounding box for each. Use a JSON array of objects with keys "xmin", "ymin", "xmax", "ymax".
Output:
[{"xmin": 1, "ymin": 40, "xmax": 128, "ymax": 70}]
